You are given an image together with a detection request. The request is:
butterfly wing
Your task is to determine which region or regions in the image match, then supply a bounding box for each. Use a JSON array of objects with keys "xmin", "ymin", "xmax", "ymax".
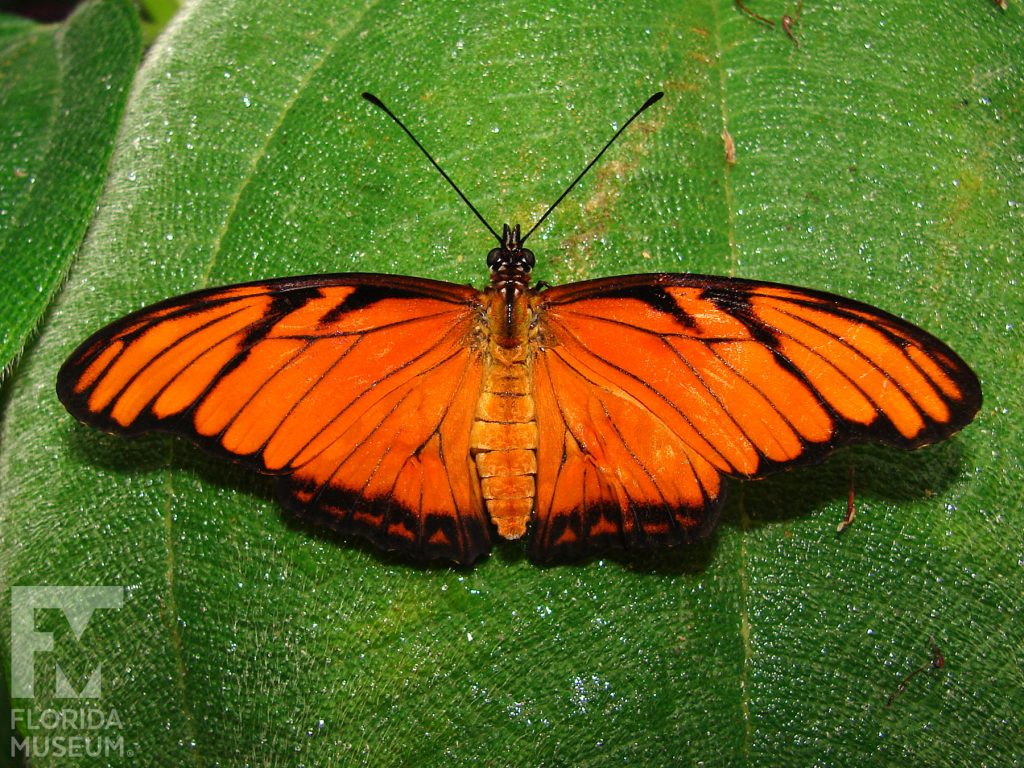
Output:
[
  {"xmin": 58, "ymin": 274, "xmax": 492, "ymax": 563},
  {"xmin": 530, "ymin": 273, "xmax": 982, "ymax": 561}
]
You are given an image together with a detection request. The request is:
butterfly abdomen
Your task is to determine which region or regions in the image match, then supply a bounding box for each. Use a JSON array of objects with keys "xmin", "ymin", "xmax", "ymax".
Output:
[{"xmin": 470, "ymin": 288, "xmax": 538, "ymax": 539}]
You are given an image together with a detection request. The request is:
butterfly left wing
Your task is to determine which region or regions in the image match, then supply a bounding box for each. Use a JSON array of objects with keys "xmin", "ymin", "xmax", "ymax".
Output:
[
  {"xmin": 58, "ymin": 274, "xmax": 492, "ymax": 563},
  {"xmin": 530, "ymin": 273, "xmax": 981, "ymax": 561}
]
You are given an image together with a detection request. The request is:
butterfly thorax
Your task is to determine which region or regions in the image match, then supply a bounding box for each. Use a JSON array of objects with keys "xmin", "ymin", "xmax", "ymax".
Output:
[
  {"xmin": 486, "ymin": 223, "xmax": 535, "ymax": 348},
  {"xmin": 470, "ymin": 223, "xmax": 539, "ymax": 539}
]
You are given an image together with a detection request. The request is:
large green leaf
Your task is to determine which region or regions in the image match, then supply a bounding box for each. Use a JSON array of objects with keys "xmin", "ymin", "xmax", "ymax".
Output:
[
  {"xmin": 2, "ymin": 1, "xmax": 1020, "ymax": 765},
  {"xmin": 0, "ymin": 0, "xmax": 141, "ymax": 377}
]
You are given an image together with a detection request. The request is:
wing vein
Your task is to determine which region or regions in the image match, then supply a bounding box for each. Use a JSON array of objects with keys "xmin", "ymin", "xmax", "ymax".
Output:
[
  {"xmin": 213, "ymin": 339, "xmax": 317, "ymax": 439},
  {"xmin": 547, "ymin": 318, "xmax": 737, "ymax": 470},
  {"xmin": 273, "ymin": 320, "xmax": 469, "ymax": 468},
  {"xmin": 767, "ymin": 301, "xmax": 931, "ymax": 423},
  {"xmin": 103, "ymin": 303, "xmax": 257, "ymax": 412}
]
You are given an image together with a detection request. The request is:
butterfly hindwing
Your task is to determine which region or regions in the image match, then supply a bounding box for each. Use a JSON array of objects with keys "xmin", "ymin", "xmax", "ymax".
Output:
[
  {"xmin": 532, "ymin": 338, "xmax": 725, "ymax": 560},
  {"xmin": 529, "ymin": 273, "xmax": 981, "ymax": 561},
  {"xmin": 58, "ymin": 274, "xmax": 493, "ymax": 563}
]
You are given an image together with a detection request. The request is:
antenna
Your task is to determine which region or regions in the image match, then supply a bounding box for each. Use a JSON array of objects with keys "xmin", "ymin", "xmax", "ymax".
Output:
[
  {"xmin": 363, "ymin": 90, "xmax": 665, "ymax": 248},
  {"xmin": 522, "ymin": 91, "xmax": 663, "ymax": 244},
  {"xmin": 362, "ymin": 92, "xmax": 502, "ymax": 244}
]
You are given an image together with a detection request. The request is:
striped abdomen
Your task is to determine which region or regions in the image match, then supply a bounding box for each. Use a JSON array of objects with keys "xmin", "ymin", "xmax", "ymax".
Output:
[{"xmin": 470, "ymin": 289, "xmax": 537, "ymax": 539}]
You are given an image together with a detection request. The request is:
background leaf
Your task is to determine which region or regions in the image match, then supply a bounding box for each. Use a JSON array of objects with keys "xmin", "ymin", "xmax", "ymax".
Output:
[
  {"xmin": 2, "ymin": 0, "xmax": 1021, "ymax": 765},
  {"xmin": 0, "ymin": 0, "xmax": 141, "ymax": 376}
]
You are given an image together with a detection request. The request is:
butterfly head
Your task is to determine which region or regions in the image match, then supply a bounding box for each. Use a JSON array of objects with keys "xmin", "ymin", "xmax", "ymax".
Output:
[{"xmin": 488, "ymin": 224, "xmax": 535, "ymax": 282}]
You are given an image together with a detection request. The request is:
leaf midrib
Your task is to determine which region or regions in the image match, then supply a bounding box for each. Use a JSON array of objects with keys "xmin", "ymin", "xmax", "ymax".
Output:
[{"xmin": 708, "ymin": 0, "xmax": 753, "ymax": 759}]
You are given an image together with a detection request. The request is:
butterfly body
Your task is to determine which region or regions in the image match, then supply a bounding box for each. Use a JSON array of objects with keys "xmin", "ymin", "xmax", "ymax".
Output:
[{"xmin": 473, "ymin": 224, "xmax": 540, "ymax": 539}]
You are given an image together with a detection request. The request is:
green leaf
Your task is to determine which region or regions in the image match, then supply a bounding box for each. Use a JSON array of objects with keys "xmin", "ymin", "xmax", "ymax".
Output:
[
  {"xmin": 0, "ymin": 0, "xmax": 141, "ymax": 378},
  {"xmin": 2, "ymin": 0, "xmax": 1021, "ymax": 765}
]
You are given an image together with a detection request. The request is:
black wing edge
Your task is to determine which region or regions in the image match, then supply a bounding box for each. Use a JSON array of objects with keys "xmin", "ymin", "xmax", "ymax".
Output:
[
  {"xmin": 278, "ymin": 480, "xmax": 494, "ymax": 566},
  {"xmin": 529, "ymin": 495, "xmax": 726, "ymax": 563}
]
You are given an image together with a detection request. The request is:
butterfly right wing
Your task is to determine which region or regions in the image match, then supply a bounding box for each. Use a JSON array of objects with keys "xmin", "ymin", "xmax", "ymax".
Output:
[
  {"xmin": 529, "ymin": 273, "xmax": 981, "ymax": 561},
  {"xmin": 58, "ymin": 274, "xmax": 492, "ymax": 564}
]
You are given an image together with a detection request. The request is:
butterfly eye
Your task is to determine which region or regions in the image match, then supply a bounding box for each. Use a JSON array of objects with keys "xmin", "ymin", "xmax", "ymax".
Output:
[
  {"xmin": 521, "ymin": 249, "xmax": 535, "ymax": 269},
  {"xmin": 487, "ymin": 248, "xmax": 503, "ymax": 268}
]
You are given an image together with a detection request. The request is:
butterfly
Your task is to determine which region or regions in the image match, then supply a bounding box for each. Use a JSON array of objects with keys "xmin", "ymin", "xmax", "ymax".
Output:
[{"xmin": 57, "ymin": 92, "xmax": 982, "ymax": 565}]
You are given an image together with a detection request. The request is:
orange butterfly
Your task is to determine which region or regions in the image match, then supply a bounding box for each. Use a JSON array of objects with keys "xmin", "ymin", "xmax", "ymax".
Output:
[{"xmin": 58, "ymin": 92, "xmax": 982, "ymax": 564}]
